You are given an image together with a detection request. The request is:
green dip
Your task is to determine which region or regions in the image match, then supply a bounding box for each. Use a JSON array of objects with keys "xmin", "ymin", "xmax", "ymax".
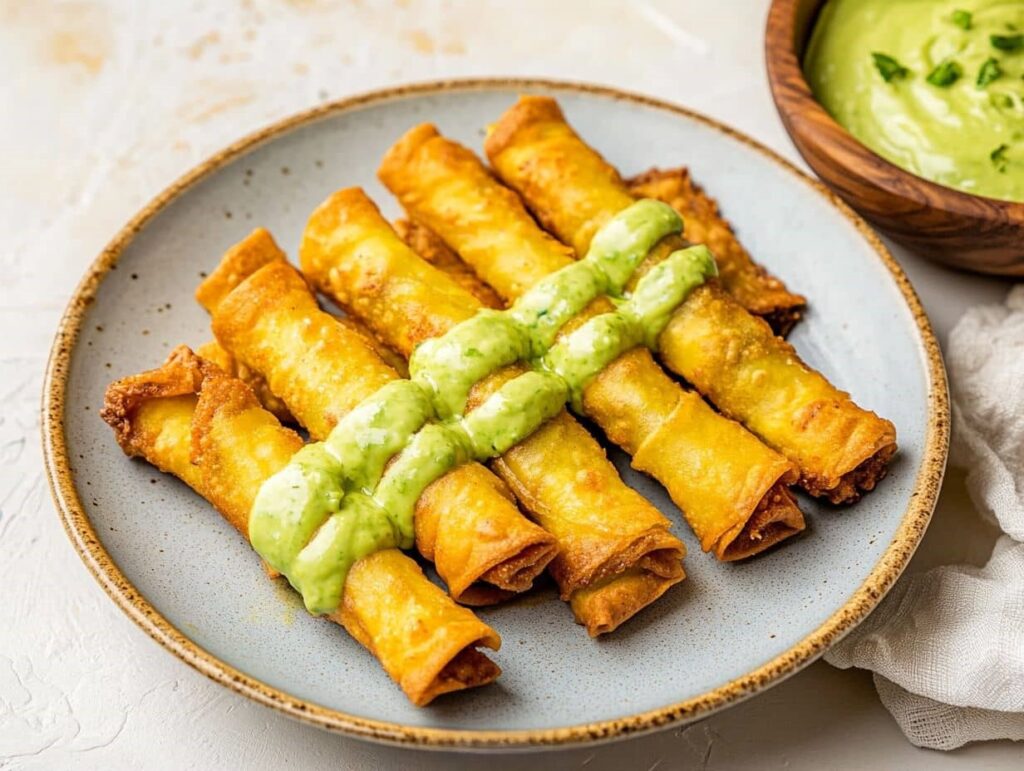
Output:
[
  {"xmin": 805, "ymin": 0, "xmax": 1024, "ymax": 202},
  {"xmin": 250, "ymin": 199, "xmax": 716, "ymax": 614}
]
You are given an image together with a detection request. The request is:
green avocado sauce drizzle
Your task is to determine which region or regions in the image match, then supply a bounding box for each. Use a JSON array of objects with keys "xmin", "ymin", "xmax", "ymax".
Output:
[{"xmin": 249, "ymin": 199, "xmax": 717, "ymax": 614}]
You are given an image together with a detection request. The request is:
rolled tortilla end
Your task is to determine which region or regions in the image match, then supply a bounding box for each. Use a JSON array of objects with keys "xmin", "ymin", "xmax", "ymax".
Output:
[
  {"xmin": 336, "ymin": 549, "xmax": 501, "ymax": 706},
  {"xmin": 412, "ymin": 460, "xmax": 559, "ymax": 605},
  {"xmin": 630, "ymin": 388, "xmax": 804, "ymax": 560},
  {"xmin": 569, "ymin": 559, "xmax": 685, "ymax": 638},
  {"xmin": 715, "ymin": 484, "xmax": 806, "ymax": 562}
]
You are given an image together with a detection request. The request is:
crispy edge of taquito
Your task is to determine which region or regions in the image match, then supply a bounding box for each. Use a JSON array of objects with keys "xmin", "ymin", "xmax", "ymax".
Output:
[
  {"xmin": 100, "ymin": 346, "xmax": 500, "ymax": 705},
  {"xmin": 300, "ymin": 187, "xmax": 686, "ymax": 635},
  {"xmin": 626, "ymin": 166, "xmax": 805, "ymax": 335}
]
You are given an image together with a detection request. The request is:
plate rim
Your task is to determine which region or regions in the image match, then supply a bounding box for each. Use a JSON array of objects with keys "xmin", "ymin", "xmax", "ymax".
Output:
[{"xmin": 41, "ymin": 77, "xmax": 949, "ymax": 749}]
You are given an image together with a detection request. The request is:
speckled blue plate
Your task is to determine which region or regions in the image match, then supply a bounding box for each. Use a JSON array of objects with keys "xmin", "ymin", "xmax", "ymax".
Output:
[{"xmin": 42, "ymin": 79, "xmax": 948, "ymax": 749}]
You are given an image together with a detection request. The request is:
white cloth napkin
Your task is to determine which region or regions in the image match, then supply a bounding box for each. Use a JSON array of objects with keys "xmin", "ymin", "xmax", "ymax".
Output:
[{"xmin": 825, "ymin": 285, "xmax": 1024, "ymax": 750}]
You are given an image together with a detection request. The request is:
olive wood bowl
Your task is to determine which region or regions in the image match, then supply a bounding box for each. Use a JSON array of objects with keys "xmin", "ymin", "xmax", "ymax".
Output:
[{"xmin": 766, "ymin": 0, "xmax": 1024, "ymax": 276}]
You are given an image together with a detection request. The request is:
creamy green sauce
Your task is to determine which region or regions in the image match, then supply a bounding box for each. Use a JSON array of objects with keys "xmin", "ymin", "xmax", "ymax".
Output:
[
  {"xmin": 805, "ymin": 0, "xmax": 1024, "ymax": 202},
  {"xmin": 249, "ymin": 199, "xmax": 716, "ymax": 614},
  {"xmin": 542, "ymin": 245, "xmax": 716, "ymax": 410}
]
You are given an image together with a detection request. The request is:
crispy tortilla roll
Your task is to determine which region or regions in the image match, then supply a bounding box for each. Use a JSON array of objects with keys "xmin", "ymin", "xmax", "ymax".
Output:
[
  {"xmin": 196, "ymin": 228, "xmax": 408, "ymax": 378},
  {"xmin": 197, "ymin": 234, "xmax": 557, "ymax": 605},
  {"xmin": 100, "ymin": 347, "xmax": 500, "ymax": 706},
  {"xmin": 483, "ymin": 97, "xmax": 804, "ymax": 333},
  {"xmin": 301, "ymin": 188, "xmax": 686, "ymax": 635},
  {"xmin": 656, "ymin": 287, "xmax": 897, "ymax": 503},
  {"xmin": 626, "ymin": 167, "xmax": 805, "ymax": 334},
  {"xmin": 378, "ymin": 126, "xmax": 804, "ymax": 559},
  {"xmin": 486, "ymin": 96, "xmax": 897, "ymax": 503}
]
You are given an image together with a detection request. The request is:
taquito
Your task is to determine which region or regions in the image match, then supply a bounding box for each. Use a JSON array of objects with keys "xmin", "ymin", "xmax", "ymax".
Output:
[
  {"xmin": 301, "ymin": 188, "xmax": 686, "ymax": 636},
  {"xmin": 378, "ymin": 125, "xmax": 805, "ymax": 560},
  {"xmin": 197, "ymin": 230, "xmax": 557, "ymax": 606},
  {"xmin": 485, "ymin": 96, "xmax": 897, "ymax": 504},
  {"xmin": 101, "ymin": 346, "xmax": 500, "ymax": 706}
]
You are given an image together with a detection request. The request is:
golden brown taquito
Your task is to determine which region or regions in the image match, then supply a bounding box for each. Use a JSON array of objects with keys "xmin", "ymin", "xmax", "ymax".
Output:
[
  {"xmin": 378, "ymin": 125, "xmax": 804, "ymax": 560},
  {"xmin": 300, "ymin": 188, "xmax": 686, "ymax": 636},
  {"xmin": 197, "ymin": 232, "xmax": 557, "ymax": 605},
  {"xmin": 100, "ymin": 346, "xmax": 500, "ymax": 706},
  {"xmin": 626, "ymin": 166, "xmax": 805, "ymax": 334},
  {"xmin": 485, "ymin": 96, "xmax": 897, "ymax": 504}
]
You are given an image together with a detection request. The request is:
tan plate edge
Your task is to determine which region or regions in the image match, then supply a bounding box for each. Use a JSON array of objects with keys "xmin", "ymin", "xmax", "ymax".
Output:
[{"xmin": 41, "ymin": 77, "xmax": 950, "ymax": 749}]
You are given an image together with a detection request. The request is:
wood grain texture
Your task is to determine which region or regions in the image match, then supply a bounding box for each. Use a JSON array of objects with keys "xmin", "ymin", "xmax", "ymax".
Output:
[{"xmin": 766, "ymin": 0, "xmax": 1024, "ymax": 276}]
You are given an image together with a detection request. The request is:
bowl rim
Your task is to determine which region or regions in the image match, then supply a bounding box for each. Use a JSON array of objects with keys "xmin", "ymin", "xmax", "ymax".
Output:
[
  {"xmin": 765, "ymin": 0, "xmax": 1024, "ymax": 218},
  {"xmin": 41, "ymin": 76, "xmax": 950, "ymax": 750}
]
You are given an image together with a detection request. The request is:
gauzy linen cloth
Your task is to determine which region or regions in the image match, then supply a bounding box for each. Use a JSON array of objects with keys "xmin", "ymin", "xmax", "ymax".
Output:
[{"xmin": 825, "ymin": 285, "xmax": 1024, "ymax": 750}]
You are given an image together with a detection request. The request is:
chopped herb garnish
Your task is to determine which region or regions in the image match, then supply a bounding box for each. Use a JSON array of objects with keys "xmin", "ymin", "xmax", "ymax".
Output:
[
  {"xmin": 991, "ymin": 34, "xmax": 1023, "ymax": 51},
  {"xmin": 977, "ymin": 57, "xmax": 1003, "ymax": 88},
  {"xmin": 991, "ymin": 92, "xmax": 1015, "ymax": 109},
  {"xmin": 872, "ymin": 52, "xmax": 909, "ymax": 82},
  {"xmin": 926, "ymin": 59, "xmax": 963, "ymax": 87},
  {"xmin": 952, "ymin": 9, "xmax": 972, "ymax": 30},
  {"xmin": 991, "ymin": 144, "xmax": 1009, "ymax": 173}
]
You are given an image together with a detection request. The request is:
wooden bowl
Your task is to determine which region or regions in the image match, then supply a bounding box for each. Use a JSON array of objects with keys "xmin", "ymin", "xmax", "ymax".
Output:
[{"xmin": 766, "ymin": 0, "xmax": 1024, "ymax": 276}]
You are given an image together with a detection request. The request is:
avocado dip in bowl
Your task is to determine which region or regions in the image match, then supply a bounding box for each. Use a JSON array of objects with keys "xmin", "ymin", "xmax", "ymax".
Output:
[{"xmin": 767, "ymin": 0, "xmax": 1024, "ymax": 275}]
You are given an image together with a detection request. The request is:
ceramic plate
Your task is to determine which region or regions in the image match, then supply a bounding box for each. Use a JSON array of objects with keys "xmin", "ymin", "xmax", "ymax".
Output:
[{"xmin": 43, "ymin": 80, "xmax": 948, "ymax": 748}]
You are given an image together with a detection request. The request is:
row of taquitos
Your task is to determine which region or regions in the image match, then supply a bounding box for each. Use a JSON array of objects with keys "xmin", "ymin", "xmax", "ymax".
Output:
[{"xmin": 101, "ymin": 96, "xmax": 897, "ymax": 706}]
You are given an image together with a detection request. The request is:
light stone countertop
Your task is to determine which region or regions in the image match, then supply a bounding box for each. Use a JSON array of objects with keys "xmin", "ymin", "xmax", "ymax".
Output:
[{"xmin": 2, "ymin": 1, "xmax": 1021, "ymax": 768}]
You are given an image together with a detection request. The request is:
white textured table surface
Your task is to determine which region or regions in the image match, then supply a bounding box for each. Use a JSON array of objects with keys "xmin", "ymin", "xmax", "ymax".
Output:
[{"xmin": 2, "ymin": 1, "xmax": 1021, "ymax": 768}]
